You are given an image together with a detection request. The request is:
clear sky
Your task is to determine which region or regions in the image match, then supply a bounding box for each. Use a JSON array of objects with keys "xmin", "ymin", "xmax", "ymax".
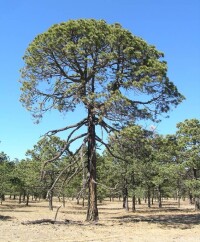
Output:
[{"xmin": 0, "ymin": 0, "xmax": 200, "ymax": 160}]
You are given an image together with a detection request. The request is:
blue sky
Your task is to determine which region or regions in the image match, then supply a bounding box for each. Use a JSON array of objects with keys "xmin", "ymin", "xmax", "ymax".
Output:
[{"xmin": 0, "ymin": 0, "xmax": 200, "ymax": 160}]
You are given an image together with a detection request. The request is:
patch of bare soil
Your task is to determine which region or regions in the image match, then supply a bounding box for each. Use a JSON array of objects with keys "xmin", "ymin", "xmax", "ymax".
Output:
[{"xmin": 0, "ymin": 198, "xmax": 200, "ymax": 242}]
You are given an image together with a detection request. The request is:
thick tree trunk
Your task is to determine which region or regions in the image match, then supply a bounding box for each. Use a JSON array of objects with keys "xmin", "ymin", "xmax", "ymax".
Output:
[{"xmin": 86, "ymin": 108, "xmax": 98, "ymax": 221}]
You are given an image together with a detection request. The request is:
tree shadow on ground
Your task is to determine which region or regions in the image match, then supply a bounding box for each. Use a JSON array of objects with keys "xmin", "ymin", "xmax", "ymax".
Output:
[
  {"xmin": 135, "ymin": 207, "xmax": 193, "ymax": 214},
  {"xmin": 99, "ymin": 207, "xmax": 123, "ymax": 211},
  {"xmin": 0, "ymin": 204, "xmax": 35, "ymax": 213},
  {"xmin": 0, "ymin": 209, "xmax": 34, "ymax": 213},
  {"xmin": 0, "ymin": 215, "xmax": 12, "ymax": 221},
  {"xmin": 112, "ymin": 212, "xmax": 200, "ymax": 229}
]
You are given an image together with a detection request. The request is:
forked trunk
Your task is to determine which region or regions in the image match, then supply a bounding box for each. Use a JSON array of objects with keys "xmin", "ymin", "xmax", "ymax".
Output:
[{"xmin": 86, "ymin": 108, "xmax": 98, "ymax": 221}]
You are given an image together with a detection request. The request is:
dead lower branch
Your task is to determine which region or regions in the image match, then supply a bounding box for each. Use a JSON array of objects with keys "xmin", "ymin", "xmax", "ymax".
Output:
[
  {"xmin": 44, "ymin": 118, "xmax": 88, "ymax": 136},
  {"xmin": 41, "ymin": 133, "xmax": 87, "ymax": 170}
]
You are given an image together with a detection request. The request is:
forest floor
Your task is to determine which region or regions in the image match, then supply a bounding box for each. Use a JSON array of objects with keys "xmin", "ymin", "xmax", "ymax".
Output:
[{"xmin": 0, "ymin": 197, "xmax": 200, "ymax": 242}]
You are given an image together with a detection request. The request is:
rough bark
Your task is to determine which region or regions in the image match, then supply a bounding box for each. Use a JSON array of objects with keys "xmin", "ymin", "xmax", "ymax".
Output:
[{"xmin": 86, "ymin": 108, "xmax": 99, "ymax": 221}]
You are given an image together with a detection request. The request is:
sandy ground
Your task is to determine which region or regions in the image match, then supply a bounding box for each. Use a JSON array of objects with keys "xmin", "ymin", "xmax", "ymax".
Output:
[{"xmin": 0, "ymin": 198, "xmax": 200, "ymax": 242}]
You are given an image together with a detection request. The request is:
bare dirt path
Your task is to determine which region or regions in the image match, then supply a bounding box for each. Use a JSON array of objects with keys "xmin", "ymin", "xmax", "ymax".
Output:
[{"xmin": 0, "ymin": 198, "xmax": 200, "ymax": 242}]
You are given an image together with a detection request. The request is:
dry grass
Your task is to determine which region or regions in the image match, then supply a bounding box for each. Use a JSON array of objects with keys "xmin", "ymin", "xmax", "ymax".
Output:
[{"xmin": 0, "ymin": 197, "xmax": 200, "ymax": 242}]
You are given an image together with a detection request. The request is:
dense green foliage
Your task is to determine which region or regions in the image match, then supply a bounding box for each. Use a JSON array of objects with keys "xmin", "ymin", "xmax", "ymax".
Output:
[{"xmin": 20, "ymin": 19, "xmax": 184, "ymax": 124}]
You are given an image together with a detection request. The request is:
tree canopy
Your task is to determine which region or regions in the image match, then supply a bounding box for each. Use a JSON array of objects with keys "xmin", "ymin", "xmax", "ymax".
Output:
[{"xmin": 20, "ymin": 19, "xmax": 184, "ymax": 125}]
